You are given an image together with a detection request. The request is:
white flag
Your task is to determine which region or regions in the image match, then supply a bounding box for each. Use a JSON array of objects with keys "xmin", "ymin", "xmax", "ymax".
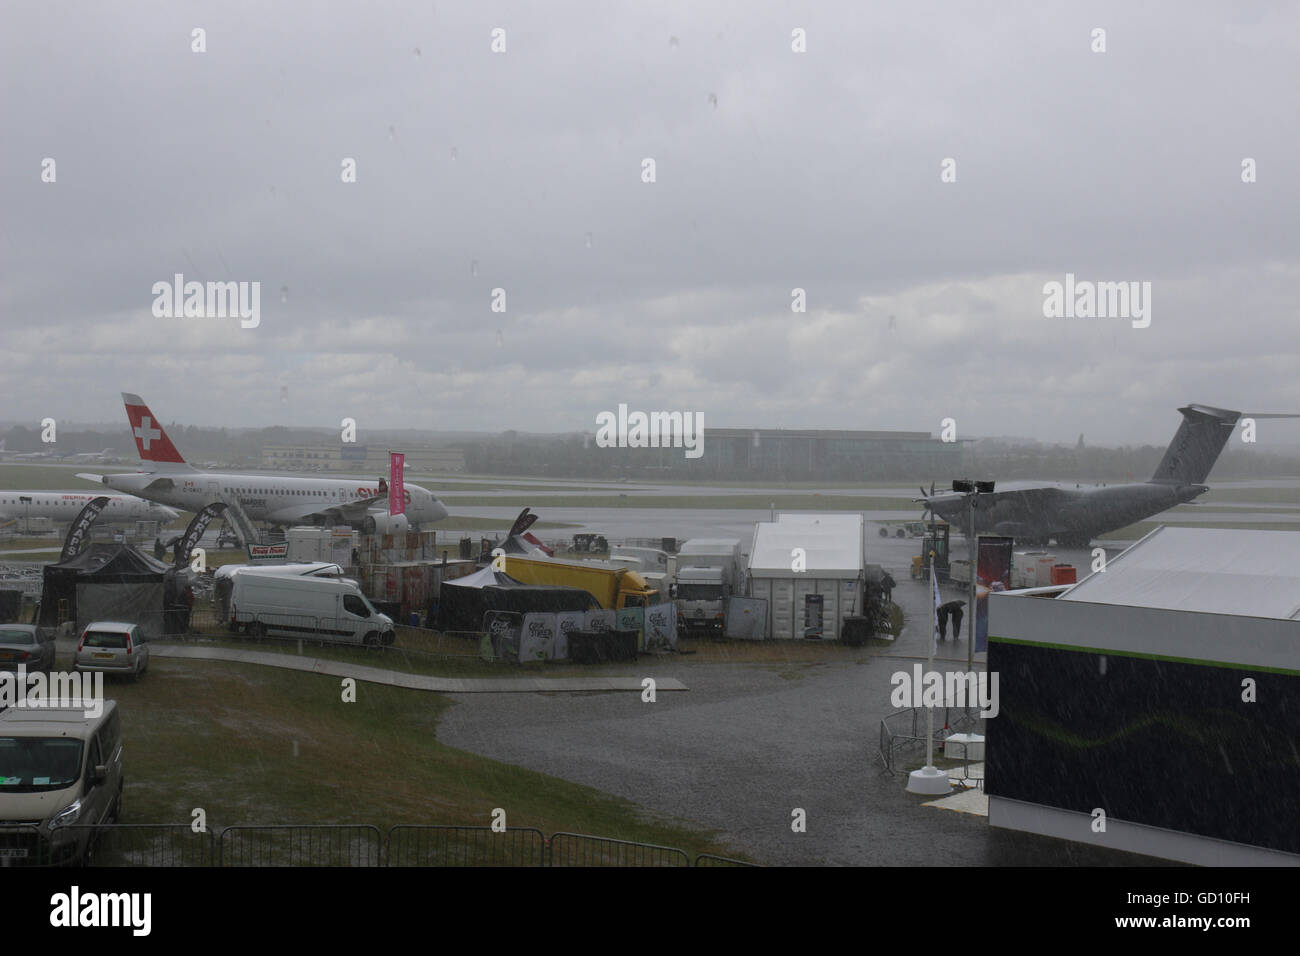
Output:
[{"xmin": 931, "ymin": 559, "xmax": 941, "ymax": 656}]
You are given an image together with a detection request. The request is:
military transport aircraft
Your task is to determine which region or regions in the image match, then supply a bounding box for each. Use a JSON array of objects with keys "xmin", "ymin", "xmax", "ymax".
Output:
[{"xmin": 915, "ymin": 404, "xmax": 1296, "ymax": 547}]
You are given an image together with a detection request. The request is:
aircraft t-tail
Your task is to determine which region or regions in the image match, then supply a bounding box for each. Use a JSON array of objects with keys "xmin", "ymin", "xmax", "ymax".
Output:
[
  {"xmin": 77, "ymin": 393, "xmax": 449, "ymax": 533},
  {"xmin": 915, "ymin": 404, "xmax": 1298, "ymax": 547}
]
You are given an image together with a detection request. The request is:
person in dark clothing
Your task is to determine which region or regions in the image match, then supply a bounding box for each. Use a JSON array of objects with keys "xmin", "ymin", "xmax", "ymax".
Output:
[
  {"xmin": 880, "ymin": 571, "xmax": 896, "ymax": 604},
  {"xmin": 938, "ymin": 600, "xmax": 966, "ymax": 640},
  {"xmin": 154, "ymin": 537, "xmax": 165, "ymax": 560},
  {"xmin": 936, "ymin": 604, "xmax": 950, "ymax": 640}
]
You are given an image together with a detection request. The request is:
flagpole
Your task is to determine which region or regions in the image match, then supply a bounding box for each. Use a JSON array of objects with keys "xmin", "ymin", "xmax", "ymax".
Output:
[{"xmin": 907, "ymin": 549, "xmax": 949, "ymax": 794}]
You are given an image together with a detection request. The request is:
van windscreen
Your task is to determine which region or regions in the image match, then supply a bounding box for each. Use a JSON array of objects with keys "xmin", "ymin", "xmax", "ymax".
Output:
[{"xmin": 0, "ymin": 738, "xmax": 84, "ymax": 792}]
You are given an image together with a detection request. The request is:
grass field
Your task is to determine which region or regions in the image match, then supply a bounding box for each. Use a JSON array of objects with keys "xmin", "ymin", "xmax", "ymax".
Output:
[{"xmin": 103, "ymin": 657, "xmax": 741, "ymax": 857}]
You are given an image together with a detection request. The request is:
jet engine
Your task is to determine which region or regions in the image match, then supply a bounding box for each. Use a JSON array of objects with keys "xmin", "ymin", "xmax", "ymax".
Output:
[{"xmin": 361, "ymin": 513, "xmax": 410, "ymax": 535}]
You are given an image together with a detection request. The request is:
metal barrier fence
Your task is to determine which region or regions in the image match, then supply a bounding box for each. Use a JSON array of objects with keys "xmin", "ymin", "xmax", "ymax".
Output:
[
  {"xmin": 0, "ymin": 823, "xmax": 755, "ymax": 866},
  {"xmin": 386, "ymin": 826, "xmax": 546, "ymax": 867},
  {"xmin": 0, "ymin": 825, "xmax": 52, "ymax": 867},
  {"xmin": 694, "ymin": 854, "xmax": 760, "ymax": 867},
  {"xmin": 878, "ymin": 706, "xmax": 984, "ymax": 775},
  {"xmin": 218, "ymin": 825, "xmax": 383, "ymax": 867},
  {"xmin": 547, "ymin": 832, "xmax": 691, "ymax": 867},
  {"xmin": 64, "ymin": 824, "xmax": 215, "ymax": 867}
]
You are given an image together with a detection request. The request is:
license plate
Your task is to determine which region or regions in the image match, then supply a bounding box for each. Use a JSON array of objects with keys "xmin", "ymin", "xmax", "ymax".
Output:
[
  {"xmin": 93, "ymin": 652, "xmax": 115, "ymax": 660},
  {"xmin": 0, "ymin": 849, "xmax": 29, "ymax": 859}
]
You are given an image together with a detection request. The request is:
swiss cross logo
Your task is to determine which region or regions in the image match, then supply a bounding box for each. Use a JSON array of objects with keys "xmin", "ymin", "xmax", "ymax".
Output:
[{"xmin": 134, "ymin": 416, "xmax": 162, "ymax": 449}]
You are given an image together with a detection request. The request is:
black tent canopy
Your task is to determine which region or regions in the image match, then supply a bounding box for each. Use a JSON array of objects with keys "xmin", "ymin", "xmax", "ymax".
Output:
[
  {"xmin": 39, "ymin": 544, "xmax": 173, "ymax": 638},
  {"xmin": 437, "ymin": 567, "xmax": 599, "ymax": 633}
]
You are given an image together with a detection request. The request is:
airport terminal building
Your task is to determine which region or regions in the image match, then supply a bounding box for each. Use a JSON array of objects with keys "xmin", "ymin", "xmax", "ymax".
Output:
[
  {"xmin": 645, "ymin": 427, "xmax": 963, "ymax": 480},
  {"xmin": 263, "ymin": 444, "xmax": 466, "ymax": 474}
]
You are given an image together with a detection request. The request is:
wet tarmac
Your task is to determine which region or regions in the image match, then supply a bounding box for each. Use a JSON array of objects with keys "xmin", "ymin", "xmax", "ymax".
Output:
[{"xmin": 437, "ymin": 533, "xmax": 1157, "ymax": 866}]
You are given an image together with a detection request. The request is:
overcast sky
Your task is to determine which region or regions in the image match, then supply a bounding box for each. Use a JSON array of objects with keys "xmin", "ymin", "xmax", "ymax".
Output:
[{"xmin": 3, "ymin": 0, "xmax": 1298, "ymax": 449}]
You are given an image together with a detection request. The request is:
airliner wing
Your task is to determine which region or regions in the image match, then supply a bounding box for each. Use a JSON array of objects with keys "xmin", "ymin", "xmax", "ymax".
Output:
[{"xmin": 265, "ymin": 494, "xmax": 387, "ymax": 526}]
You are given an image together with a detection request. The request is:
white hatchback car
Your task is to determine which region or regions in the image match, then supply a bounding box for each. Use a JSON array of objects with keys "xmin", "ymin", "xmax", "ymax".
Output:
[{"xmin": 73, "ymin": 622, "xmax": 149, "ymax": 679}]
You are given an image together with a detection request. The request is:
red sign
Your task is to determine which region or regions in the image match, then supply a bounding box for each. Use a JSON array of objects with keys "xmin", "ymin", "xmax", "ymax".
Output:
[{"xmin": 389, "ymin": 453, "xmax": 405, "ymax": 516}]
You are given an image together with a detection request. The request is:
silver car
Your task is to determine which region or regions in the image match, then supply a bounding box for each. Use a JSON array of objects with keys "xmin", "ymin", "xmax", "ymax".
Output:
[
  {"xmin": 0, "ymin": 625, "xmax": 55, "ymax": 675},
  {"xmin": 72, "ymin": 622, "xmax": 149, "ymax": 679}
]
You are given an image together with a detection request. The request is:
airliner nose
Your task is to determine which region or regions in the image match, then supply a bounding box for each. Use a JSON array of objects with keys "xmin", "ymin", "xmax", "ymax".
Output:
[{"xmin": 430, "ymin": 496, "xmax": 449, "ymax": 522}]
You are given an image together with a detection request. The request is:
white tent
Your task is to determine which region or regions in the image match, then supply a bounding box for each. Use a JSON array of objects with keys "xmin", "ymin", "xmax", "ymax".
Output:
[{"xmin": 747, "ymin": 513, "xmax": 865, "ymax": 640}]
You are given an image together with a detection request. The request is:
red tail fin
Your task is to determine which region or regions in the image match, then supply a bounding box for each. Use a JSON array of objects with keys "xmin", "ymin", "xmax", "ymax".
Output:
[{"xmin": 122, "ymin": 393, "xmax": 188, "ymax": 466}]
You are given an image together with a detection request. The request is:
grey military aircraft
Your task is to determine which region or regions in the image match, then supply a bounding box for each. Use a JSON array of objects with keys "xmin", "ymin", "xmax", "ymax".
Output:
[{"xmin": 916, "ymin": 404, "xmax": 1293, "ymax": 547}]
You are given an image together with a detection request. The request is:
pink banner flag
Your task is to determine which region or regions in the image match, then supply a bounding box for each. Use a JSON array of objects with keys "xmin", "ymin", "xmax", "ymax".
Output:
[{"xmin": 389, "ymin": 452, "xmax": 405, "ymax": 515}]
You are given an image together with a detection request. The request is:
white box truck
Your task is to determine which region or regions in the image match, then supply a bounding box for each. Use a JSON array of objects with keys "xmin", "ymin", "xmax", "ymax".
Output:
[
  {"xmin": 674, "ymin": 538, "xmax": 743, "ymax": 635},
  {"xmin": 228, "ymin": 572, "xmax": 394, "ymax": 647}
]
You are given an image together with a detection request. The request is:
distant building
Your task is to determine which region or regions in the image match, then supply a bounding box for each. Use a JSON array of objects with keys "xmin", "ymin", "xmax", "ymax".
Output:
[
  {"xmin": 263, "ymin": 444, "xmax": 466, "ymax": 474},
  {"xmin": 626, "ymin": 426, "xmax": 963, "ymax": 480}
]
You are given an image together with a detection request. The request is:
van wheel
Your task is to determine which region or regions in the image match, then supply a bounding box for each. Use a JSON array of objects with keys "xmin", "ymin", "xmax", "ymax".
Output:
[{"xmin": 363, "ymin": 632, "xmax": 379, "ymax": 650}]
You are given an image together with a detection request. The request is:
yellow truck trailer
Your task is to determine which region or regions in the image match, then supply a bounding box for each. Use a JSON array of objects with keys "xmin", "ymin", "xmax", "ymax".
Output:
[{"xmin": 502, "ymin": 556, "xmax": 658, "ymax": 610}]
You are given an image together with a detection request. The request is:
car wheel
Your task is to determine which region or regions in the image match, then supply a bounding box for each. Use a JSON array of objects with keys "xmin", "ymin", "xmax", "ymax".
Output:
[
  {"xmin": 878, "ymin": 527, "xmax": 888, "ymax": 537},
  {"xmin": 896, "ymin": 529, "xmax": 906, "ymax": 538},
  {"xmin": 109, "ymin": 782, "xmax": 123, "ymax": 823}
]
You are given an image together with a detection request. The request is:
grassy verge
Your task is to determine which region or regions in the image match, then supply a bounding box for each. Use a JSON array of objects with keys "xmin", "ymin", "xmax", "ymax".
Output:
[
  {"xmin": 168, "ymin": 623, "xmax": 890, "ymax": 678},
  {"xmin": 110, "ymin": 658, "xmax": 740, "ymax": 857}
]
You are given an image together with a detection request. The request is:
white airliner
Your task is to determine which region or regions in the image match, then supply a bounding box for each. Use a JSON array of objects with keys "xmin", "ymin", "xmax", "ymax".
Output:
[
  {"xmin": 73, "ymin": 448, "xmax": 117, "ymax": 463},
  {"xmin": 0, "ymin": 491, "xmax": 178, "ymax": 526},
  {"xmin": 77, "ymin": 394, "xmax": 449, "ymax": 533}
]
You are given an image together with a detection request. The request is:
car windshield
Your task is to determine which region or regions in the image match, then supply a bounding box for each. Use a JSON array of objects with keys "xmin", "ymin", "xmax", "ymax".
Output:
[
  {"xmin": 83, "ymin": 631, "xmax": 128, "ymax": 648},
  {"xmin": 0, "ymin": 629, "xmax": 35, "ymax": 645},
  {"xmin": 0, "ymin": 737, "xmax": 84, "ymax": 792}
]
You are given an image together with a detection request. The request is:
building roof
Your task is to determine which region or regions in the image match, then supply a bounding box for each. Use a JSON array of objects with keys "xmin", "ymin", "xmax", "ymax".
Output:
[
  {"xmin": 748, "ymin": 513, "xmax": 864, "ymax": 577},
  {"xmin": 1061, "ymin": 526, "xmax": 1300, "ymax": 620}
]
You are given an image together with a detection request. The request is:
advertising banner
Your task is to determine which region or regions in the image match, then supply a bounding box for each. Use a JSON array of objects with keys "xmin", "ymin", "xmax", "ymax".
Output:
[
  {"xmin": 483, "ymin": 610, "xmax": 521, "ymax": 662},
  {"xmin": 644, "ymin": 603, "xmax": 677, "ymax": 649},
  {"xmin": 389, "ymin": 452, "xmax": 405, "ymax": 516},
  {"xmin": 616, "ymin": 607, "xmax": 644, "ymax": 648},
  {"xmin": 60, "ymin": 496, "xmax": 110, "ymax": 562},
  {"xmin": 519, "ymin": 612, "xmax": 555, "ymax": 662},
  {"xmin": 554, "ymin": 610, "xmax": 585, "ymax": 660},
  {"xmin": 247, "ymin": 543, "xmax": 290, "ymax": 563},
  {"xmin": 584, "ymin": 609, "xmax": 616, "ymax": 633}
]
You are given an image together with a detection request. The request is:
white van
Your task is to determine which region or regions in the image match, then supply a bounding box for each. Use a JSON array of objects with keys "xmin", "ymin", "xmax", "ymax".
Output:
[
  {"xmin": 0, "ymin": 701, "xmax": 123, "ymax": 866},
  {"xmin": 228, "ymin": 572, "xmax": 394, "ymax": 647}
]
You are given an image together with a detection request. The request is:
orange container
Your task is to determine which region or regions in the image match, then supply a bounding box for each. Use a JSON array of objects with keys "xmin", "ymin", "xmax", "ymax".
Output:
[{"xmin": 1050, "ymin": 564, "xmax": 1077, "ymax": 585}]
